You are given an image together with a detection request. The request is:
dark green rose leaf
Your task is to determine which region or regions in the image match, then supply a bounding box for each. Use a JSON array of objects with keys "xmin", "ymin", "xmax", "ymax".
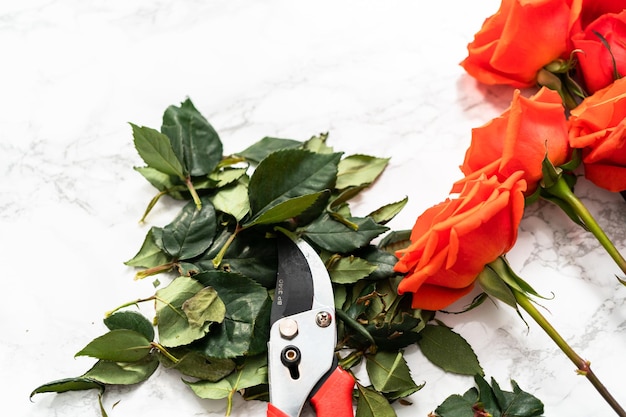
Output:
[
  {"xmin": 328, "ymin": 255, "xmax": 378, "ymax": 284},
  {"xmin": 161, "ymin": 196, "xmax": 217, "ymax": 260},
  {"xmin": 75, "ymin": 329, "xmax": 152, "ymax": 362},
  {"xmin": 247, "ymin": 148, "xmax": 342, "ymax": 221},
  {"xmin": 104, "ymin": 310, "xmax": 155, "ymax": 341},
  {"xmin": 193, "ymin": 271, "xmax": 271, "ymax": 358},
  {"xmin": 367, "ymin": 197, "xmax": 408, "ymax": 225},
  {"xmin": 244, "ymin": 191, "xmax": 329, "ymax": 228},
  {"xmin": 356, "ymin": 245, "xmax": 399, "ymax": 281},
  {"xmin": 157, "ymin": 347, "xmax": 235, "ymax": 381},
  {"xmin": 417, "ymin": 324, "xmax": 483, "ymax": 376},
  {"xmin": 490, "ymin": 377, "xmax": 544, "ymax": 417},
  {"xmin": 82, "ymin": 356, "xmax": 159, "ymax": 385},
  {"xmin": 30, "ymin": 377, "xmax": 103, "ymax": 398},
  {"xmin": 161, "ymin": 98, "xmax": 223, "ymax": 177},
  {"xmin": 237, "ymin": 136, "xmax": 302, "ymax": 163},
  {"xmin": 356, "ymin": 382, "xmax": 397, "ymax": 417},
  {"xmin": 155, "ymin": 276, "xmax": 214, "ymax": 347},
  {"xmin": 185, "ymin": 354, "xmax": 267, "ymax": 399},
  {"xmin": 131, "ymin": 123, "xmax": 185, "ymax": 179},
  {"xmin": 303, "ymin": 214, "xmax": 389, "ymax": 252},
  {"xmin": 433, "ymin": 392, "xmax": 476, "ymax": 417},
  {"xmin": 366, "ymin": 351, "xmax": 417, "ymax": 394},
  {"xmin": 193, "ymin": 228, "xmax": 277, "ymax": 287},
  {"xmin": 336, "ymin": 154, "xmax": 389, "ymax": 190}
]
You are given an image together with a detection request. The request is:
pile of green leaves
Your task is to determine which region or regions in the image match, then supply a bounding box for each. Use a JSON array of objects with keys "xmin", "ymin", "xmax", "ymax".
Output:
[
  {"xmin": 30, "ymin": 99, "xmax": 526, "ymax": 417},
  {"xmin": 433, "ymin": 375, "xmax": 544, "ymax": 417}
]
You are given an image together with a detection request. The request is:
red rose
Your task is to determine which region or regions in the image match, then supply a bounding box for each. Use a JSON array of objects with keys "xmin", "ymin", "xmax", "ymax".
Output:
[
  {"xmin": 460, "ymin": 0, "xmax": 573, "ymax": 87},
  {"xmin": 572, "ymin": 10, "xmax": 626, "ymax": 94},
  {"xmin": 568, "ymin": 76, "xmax": 626, "ymax": 192},
  {"xmin": 451, "ymin": 87, "xmax": 571, "ymax": 195},
  {"xmin": 394, "ymin": 173, "xmax": 527, "ymax": 311}
]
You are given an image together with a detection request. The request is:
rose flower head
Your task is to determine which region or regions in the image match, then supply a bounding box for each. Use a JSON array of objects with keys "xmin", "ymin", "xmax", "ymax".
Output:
[
  {"xmin": 452, "ymin": 87, "xmax": 571, "ymax": 195},
  {"xmin": 460, "ymin": 0, "xmax": 572, "ymax": 87},
  {"xmin": 394, "ymin": 172, "xmax": 527, "ymax": 311},
  {"xmin": 571, "ymin": 10, "xmax": 626, "ymax": 94},
  {"xmin": 568, "ymin": 76, "xmax": 626, "ymax": 192}
]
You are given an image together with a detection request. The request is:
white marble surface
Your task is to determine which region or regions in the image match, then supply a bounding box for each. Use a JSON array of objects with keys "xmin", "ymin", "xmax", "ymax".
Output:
[{"xmin": 3, "ymin": 1, "xmax": 626, "ymax": 416}]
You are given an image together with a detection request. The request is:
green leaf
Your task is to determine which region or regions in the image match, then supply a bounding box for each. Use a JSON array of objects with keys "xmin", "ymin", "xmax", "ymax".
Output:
[
  {"xmin": 155, "ymin": 276, "xmax": 216, "ymax": 347},
  {"xmin": 208, "ymin": 167, "xmax": 247, "ymax": 188},
  {"xmin": 133, "ymin": 166, "xmax": 184, "ymax": 195},
  {"xmin": 356, "ymin": 245, "xmax": 399, "ymax": 281},
  {"xmin": 124, "ymin": 227, "xmax": 171, "ymax": 269},
  {"xmin": 157, "ymin": 347, "xmax": 235, "ymax": 381},
  {"xmin": 366, "ymin": 351, "xmax": 418, "ymax": 394},
  {"xmin": 237, "ymin": 136, "xmax": 302, "ymax": 163},
  {"xmin": 244, "ymin": 191, "xmax": 329, "ymax": 227},
  {"xmin": 160, "ymin": 196, "xmax": 217, "ymax": 259},
  {"xmin": 356, "ymin": 382, "xmax": 397, "ymax": 417},
  {"xmin": 303, "ymin": 132, "xmax": 333, "ymax": 153},
  {"xmin": 75, "ymin": 329, "xmax": 152, "ymax": 362},
  {"xmin": 104, "ymin": 310, "xmax": 155, "ymax": 341},
  {"xmin": 433, "ymin": 392, "xmax": 476, "ymax": 417},
  {"xmin": 131, "ymin": 123, "xmax": 185, "ymax": 178},
  {"xmin": 328, "ymin": 255, "xmax": 378, "ymax": 284},
  {"xmin": 417, "ymin": 324, "xmax": 483, "ymax": 376},
  {"xmin": 30, "ymin": 377, "xmax": 104, "ymax": 398},
  {"xmin": 491, "ymin": 378, "xmax": 544, "ymax": 417},
  {"xmin": 192, "ymin": 228, "xmax": 278, "ymax": 288},
  {"xmin": 182, "ymin": 286, "xmax": 226, "ymax": 327},
  {"xmin": 82, "ymin": 356, "xmax": 159, "ymax": 385},
  {"xmin": 303, "ymin": 214, "xmax": 389, "ymax": 252},
  {"xmin": 367, "ymin": 197, "xmax": 408, "ymax": 225},
  {"xmin": 336, "ymin": 154, "xmax": 389, "ymax": 190},
  {"xmin": 161, "ymin": 98, "xmax": 223, "ymax": 177},
  {"xmin": 193, "ymin": 271, "xmax": 271, "ymax": 358},
  {"xmin": 247, "ymin": 148, "xmax": 342, "ymax": 221},
  {"xmin": 185, "ymin": 354, "xmax": 268, "ymax": 399},
  {"xmin": 210, "ymin": 180, "xmax": 250, "ymax": 222}
]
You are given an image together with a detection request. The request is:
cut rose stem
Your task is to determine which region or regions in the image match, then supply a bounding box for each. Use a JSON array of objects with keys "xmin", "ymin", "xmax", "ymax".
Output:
[
  {"xmin": 546, "ymin": 176, "xmax": 626, "ymax": 282},
  {"xmin": 513, "ymin": 290, "xmax": 626, "ymax": 417}
]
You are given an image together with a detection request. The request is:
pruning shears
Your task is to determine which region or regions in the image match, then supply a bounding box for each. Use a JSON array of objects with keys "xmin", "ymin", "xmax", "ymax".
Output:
[{"xmin": 267, "ymin": 233, "xmax": 355, "ymax": 417}]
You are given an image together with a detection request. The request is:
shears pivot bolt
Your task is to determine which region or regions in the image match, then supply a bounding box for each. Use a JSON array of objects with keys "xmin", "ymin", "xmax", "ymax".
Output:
[
  {"xmin": 315, "ymin": 311, "xmax": 332, "ymax": 328},
  {"xmin": 278, "ymin": 318, "xmax": 299, "ymax": 339}
]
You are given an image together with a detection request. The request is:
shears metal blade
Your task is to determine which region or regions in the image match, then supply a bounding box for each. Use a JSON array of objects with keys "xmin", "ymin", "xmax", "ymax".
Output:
[{"xmin": 267, "ymin": 233, "xmax": 354, "ymax": 417}]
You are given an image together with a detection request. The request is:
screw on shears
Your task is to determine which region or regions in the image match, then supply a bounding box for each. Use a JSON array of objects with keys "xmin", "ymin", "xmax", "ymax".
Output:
[{"xmin": 315, "ymin": 311, "xmax": 332, "ymax": 327}]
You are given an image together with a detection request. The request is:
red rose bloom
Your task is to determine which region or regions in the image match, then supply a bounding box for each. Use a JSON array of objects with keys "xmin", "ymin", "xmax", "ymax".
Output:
[
  {"xmin": 395, "ymin": 173, "xmax": 527, "ymax": 311},
  {"xmin": 568, "ymin": 76, "xmax": 626, "ymax": 192},
  {"xmin": 572, "ymin": 10, "xmax": 626, "ymax": 94},
  {"xmin": 452, "ymin": 87, "xmax": 571, "ymax": 195},
  {"xmin": 461, "ymin": 0, "xmax": 573, "ymax": 87}
]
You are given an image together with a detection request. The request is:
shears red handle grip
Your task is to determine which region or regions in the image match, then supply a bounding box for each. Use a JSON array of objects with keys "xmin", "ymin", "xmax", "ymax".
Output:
[{"xmin": 267, "ymin": 367, "xmax": 355, "ymax": 417}]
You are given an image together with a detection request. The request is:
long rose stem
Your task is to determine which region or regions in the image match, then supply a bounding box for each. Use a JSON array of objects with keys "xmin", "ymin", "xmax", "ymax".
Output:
[
  {"xmin": 548, "ymin": 177, "xmax": 626, "ymax": 278},
  {"xmin": 513, "ymin": 290, "xmax": 626, "ymax": 417}
]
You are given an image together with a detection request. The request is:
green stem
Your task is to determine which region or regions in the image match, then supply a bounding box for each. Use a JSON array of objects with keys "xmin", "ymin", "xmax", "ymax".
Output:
[
  {"xmin": 135, "ymin": 262, "xmax": 176, "ymax": 280},
  {"xmin": 211, "ymin": 225, "xmax": 241, "ymax": 269},
  {"xmin": 547, "ymin": 177, "xmax": 626, "ymax": 278},
  {"xmin": 150, "ymin": 342, "xmax": 179, "ymax": 364},
  {"xmin": 104, "ymin": 295, "xmax": 156, "ymax": 317},
  {"xmin": 185, "ymin": 176, "xmax": 202, "ymax": 210},
  {"xmin": 513, "ymin": 290, "xmax": 626, "ymax": 417}
]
